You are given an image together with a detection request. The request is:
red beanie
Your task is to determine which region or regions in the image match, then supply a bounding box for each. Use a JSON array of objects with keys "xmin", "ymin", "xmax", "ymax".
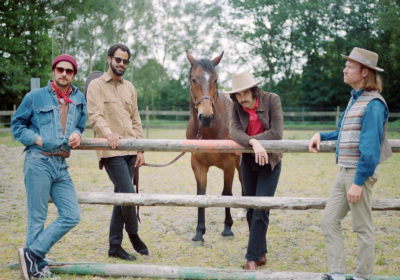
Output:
[{"xmin": 52, "ymin": 54, "xmax": 78, "ymax": 75}]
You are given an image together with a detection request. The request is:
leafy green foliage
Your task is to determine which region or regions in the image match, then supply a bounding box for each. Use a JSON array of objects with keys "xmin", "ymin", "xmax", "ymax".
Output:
[
  {"xmin": 0, "ymin": 0, "xmax": 54, "ymax": 109},
  {"xmin": 222, "ymin": 0, "xmax": 400, "ymax": 110},
  {"xmin": 2, "ymin": 0, "xmax": 400, "ymax": 112}
]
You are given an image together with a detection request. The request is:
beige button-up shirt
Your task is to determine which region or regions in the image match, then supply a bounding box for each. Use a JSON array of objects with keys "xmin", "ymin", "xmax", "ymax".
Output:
[{"xmin": 87, "ymin": 72, "xmax": 144, "ymax": 161}]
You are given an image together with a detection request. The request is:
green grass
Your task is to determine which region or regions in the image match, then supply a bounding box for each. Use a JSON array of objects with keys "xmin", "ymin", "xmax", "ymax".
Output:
[{"xmin": 1, "ymin": 129, "xmax": 400, "ymax": 279}]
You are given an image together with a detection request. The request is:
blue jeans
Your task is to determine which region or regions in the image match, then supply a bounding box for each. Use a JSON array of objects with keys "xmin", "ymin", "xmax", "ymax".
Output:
[
  {"xmin": 241, "ymin": 154, "xmax": 281, "ymax": 262},
  {"xmin": 103, "ymin": 156, "xmax": 138, "ymax": 245},
  {"xmin": 24, "ymin": 151, "xmax": 80, "ymax": 268}
]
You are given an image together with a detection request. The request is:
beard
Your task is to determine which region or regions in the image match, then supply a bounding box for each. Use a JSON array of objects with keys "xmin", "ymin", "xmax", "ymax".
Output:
[
  {"xmin": 110, "ymin": 62, "xmax": 126, "ymax": 77},
  {"xmin": 54, "ymin": 77, "xmax": 71, "ymax": 88}
]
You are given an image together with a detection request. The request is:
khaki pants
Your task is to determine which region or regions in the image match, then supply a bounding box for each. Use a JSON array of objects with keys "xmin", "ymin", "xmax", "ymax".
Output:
[{"xmin": 321, "ymin": 167, "xmax": 378, "ymax": 279}]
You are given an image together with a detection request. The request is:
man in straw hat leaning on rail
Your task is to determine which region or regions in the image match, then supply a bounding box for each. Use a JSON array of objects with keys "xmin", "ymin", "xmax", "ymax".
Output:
[
  {"xmin": 224, "ymin": 71, "xmax": 284, "ymax": 270},
  {"xmin": 11, "ymin": 54, "xmax": 87, "ymax": 279},
  {"xmin": 309, "ymin": 47, "xmax": 392, "ymax": 280},
  {"xmin": 86, "ymin": 43, "xmax": 149, "ymax": 261}
]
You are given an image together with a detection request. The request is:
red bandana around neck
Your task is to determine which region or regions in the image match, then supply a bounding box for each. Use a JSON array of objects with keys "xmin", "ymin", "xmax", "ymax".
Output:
[{"xmin": 51, "ymin": 80, "xmax": 73, "ymax": 103}]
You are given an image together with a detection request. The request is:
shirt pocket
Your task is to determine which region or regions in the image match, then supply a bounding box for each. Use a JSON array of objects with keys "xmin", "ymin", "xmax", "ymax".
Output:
[
  {"xmin": 103, "ymin": 97, "xmax": 118, "ymax": 115},
  {"xmin": 124, "ymin": 98, "xmax": 134, "ymax": 116},
  {"xmin": 35, "ymin": 106, "xmax": 55, "ymax": 127}
]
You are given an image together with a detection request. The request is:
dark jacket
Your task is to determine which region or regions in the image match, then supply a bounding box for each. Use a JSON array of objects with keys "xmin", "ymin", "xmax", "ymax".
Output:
[{"xmin": 229, "ymin": 90, "xmax": 283, "ymax": 170}]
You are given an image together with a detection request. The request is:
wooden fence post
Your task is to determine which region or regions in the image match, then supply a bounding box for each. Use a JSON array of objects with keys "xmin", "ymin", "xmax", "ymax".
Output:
[
  {"xmin": 336, "ymin": 106, "xmax": 340, "ymax": 127},
  {"xmin": 11, "ymin": 104, "xmax": 16, "ymax": 142},
  {"xmin": 146, "ymin": 106, "xmax": 149, "ymax": 139}
]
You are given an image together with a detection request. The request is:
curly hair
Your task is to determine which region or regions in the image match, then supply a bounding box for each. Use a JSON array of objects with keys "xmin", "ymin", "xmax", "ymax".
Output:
[{"xmin": 108, "ymin": 43, "xmax": 131, "ymax": 60}]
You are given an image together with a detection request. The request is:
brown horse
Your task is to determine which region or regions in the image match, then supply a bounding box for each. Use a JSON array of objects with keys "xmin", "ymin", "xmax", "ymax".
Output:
[{"xmin": 186, "ymin": 50, "xmax": 243, "ymax": 242}]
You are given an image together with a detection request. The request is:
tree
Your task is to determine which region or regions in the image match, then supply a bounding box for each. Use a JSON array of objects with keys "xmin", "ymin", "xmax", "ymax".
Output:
[{"xmin": 0, "ymin": 1, "xmax": 57, "ymax": 110}]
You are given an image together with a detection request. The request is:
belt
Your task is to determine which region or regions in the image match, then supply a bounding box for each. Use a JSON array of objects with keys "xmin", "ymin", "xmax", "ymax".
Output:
[{"xmin": 41, "ymin": 150, "xmax": 70, "ymax": 158}]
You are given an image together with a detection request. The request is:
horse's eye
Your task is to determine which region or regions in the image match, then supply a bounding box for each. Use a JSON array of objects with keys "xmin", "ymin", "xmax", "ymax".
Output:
[
  {"xmin": 214, "ymin": 79, "xmax": 218, "ymax": 84},
  {"xmin": 192, "ymin": 79, "xmax": 196, "ymax": 84}
]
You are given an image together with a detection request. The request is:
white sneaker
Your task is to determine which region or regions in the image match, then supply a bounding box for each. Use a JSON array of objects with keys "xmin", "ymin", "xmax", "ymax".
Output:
[{"xmin": 32, "ymin": 265, "xmax": 61, "ymax": 279}]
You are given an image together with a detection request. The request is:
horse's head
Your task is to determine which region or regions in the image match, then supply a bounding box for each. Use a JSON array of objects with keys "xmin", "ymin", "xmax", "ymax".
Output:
[{"xmin": 186, "ymin": 50, "xmax": 224, "ymax": 128}]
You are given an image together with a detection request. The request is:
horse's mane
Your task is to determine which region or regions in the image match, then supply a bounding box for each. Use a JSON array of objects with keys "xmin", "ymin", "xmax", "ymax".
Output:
[{"xmin": 189, "ymin": 58, "xmax": 217, "ymax": 78}]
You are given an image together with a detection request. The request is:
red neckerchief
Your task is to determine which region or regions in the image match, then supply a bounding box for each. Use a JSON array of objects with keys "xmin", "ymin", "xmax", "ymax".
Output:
[
  {"xmin": 242, "ymin": 97, "xmax": 265, "ymax": 136},
  {"xmin": 51, "ymin": 81, "xmax": 73, "ymax": 103}
]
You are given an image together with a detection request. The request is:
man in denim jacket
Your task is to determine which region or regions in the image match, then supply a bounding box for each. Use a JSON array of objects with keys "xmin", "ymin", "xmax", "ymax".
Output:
[{"xmin": 11, "ymin": 54, "xmax": 86, "ymax": 280}]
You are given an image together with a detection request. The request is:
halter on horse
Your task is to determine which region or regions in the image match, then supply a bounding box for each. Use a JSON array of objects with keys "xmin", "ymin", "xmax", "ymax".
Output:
[{"xmin": 186, "ymin": 50, "xmax": 243, "ymax": 242}]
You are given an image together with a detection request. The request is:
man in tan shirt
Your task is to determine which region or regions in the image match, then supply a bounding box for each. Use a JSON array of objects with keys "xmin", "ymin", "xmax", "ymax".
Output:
[{"xmin": 87, "ymin": 43, "xmax": 148, "ymax": 261}]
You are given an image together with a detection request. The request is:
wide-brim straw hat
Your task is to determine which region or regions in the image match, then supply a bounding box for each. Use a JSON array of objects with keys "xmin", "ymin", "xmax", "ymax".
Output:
[
  {"xmin": 341, "ymin": 47, "xmax": 384, "ymax": 72},
  {"xmin": 222, "ymin": 71, "xmax": 264, "ymax": 94}
]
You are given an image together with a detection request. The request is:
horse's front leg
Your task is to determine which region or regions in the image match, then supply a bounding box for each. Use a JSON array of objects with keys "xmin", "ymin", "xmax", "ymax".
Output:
[
  {"xmin": 191, "ymin": 155, "xmax": 208, "ymax": 242},
  {"xmin": 221, "ymin": 160, "xmax": 235, "ymax": 237}
]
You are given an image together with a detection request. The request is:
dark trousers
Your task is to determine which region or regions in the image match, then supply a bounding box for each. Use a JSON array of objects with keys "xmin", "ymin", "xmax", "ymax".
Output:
[
  {"xmin": 103, "ymin": 155, "xmax": 138, "ymax": 245},
  {"xmin": 241, "ymin": 154, "xmax": 281, "ymax": 262}
]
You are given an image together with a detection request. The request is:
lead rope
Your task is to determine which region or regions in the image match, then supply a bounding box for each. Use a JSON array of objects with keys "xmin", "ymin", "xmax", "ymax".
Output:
[{"xmin": 134, "ymin": 88, "xmax": 206, "ymax": 222}]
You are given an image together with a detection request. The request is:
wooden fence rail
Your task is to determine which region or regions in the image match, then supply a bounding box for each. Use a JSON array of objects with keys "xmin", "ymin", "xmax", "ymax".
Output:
[
  {"xmin": 59, "ymin": 192, "xmax": 400, "ymax": 211},
  {"xmin": 2, "ymin": 109, "xmax": 400, "ymax": 118},
  {"xmin": 76, "ymin": 139, "xmax": 400, "ymax": 153},
  {"xmin": 137, "ymin": 109, "xmax": 400, "ymax": 118},
  {"xmin": 45, "ymin": 261, "xmax": 400, "ymax": 280}
]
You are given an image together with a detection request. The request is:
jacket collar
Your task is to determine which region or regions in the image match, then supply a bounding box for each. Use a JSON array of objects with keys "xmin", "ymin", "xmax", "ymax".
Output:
[
  {"xmin": 256, "ymin": 92, "xmax": 266, "ymax": 112},
  {"xmin": 350, "ymin": 88, "xmax": 364, "ymax": 99}
]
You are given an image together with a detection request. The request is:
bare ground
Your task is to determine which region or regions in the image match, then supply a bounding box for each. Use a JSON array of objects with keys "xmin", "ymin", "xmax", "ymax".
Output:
[{"xmin": 0, "ymin": 129, "xmax": 399, "ymax": 279}]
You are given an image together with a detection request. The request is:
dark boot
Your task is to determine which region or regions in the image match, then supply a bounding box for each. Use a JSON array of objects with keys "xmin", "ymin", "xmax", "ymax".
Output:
[
  {"xmin": 108, "ymin": 244, "xmax": 136, "ymax": 261},
  {"xmin": 242, "ymin": 260, "xmax": 257, "ymax": 270},
  {"xmin": 128, "ymin": 233, "xmax": 149, "ymax": 255},
  {"xmin": 256, "ymin": 254, "xmax": 267, "ymax": 266}
]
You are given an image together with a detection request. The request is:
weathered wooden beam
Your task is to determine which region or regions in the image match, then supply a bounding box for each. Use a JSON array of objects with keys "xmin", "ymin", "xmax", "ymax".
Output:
[
  {"xmin": 6, "ymin": 261, "xmax": 400, "ymax": 279},
  {"xmin": 0, "ymin": 110, "xmax": 14, "ymax": 116},
  {"xmin": 135, "ymin": 110, "xmax": 400, "ymax": 118},
  {"xmin": 76, "ymin": 139, "xmax": 400, "ymax": 153},
  {"xmin": 139, "ymin": 110, "xmax": 191, "ymax": 116},
  {"xmin": 2, "ymin": 109, "xmax": 400, "ymax": 118},
  {"xmin": 45, "ymin": 262, "xmax": 400, "ymax": 280},
  {"xmin": 50, "ymin": 193, "xmax": 400, "ymax": 211}
]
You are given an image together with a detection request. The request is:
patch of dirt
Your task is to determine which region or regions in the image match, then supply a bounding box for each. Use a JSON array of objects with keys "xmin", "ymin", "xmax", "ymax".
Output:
[{"xmin": 1, "ymin": 146, "xmax": 399, "ymax": 279}]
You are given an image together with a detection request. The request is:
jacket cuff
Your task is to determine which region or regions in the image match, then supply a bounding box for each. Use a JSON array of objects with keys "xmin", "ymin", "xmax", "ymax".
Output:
[
  {"xmin": 242, "ymin": 135, "xmax": 252, "ymax": 147},
  {"xmin": 354, "ymin": 175, "xmax": 367, "ymax": 187},
  {"xmin": 31, "ymin": 133, "xmax": 40, "ymax": 146},
  {"xmin": 319, "ymin": 132, "xmax": 328, "ymax": 141},
  {"xmin": 72, "ymin": 129, "xmax": 82, "ymax": 137}
]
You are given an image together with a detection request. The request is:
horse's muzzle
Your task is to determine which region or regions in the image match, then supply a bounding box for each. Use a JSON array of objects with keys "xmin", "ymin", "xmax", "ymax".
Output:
[{"xmin": 198, "ymin": 113, "xmax": 215, "ymax": 127}]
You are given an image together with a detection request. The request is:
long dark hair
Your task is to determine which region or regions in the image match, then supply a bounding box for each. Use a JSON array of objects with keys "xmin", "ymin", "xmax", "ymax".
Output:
[{"xmin": 229, "ymin": 87, "xmax": 262, "ymax": 104}]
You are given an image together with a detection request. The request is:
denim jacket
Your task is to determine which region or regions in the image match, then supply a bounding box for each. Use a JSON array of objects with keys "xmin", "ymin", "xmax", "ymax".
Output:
[{"xmin": 11, "ymin": 81, "xmax": 87, "ymax": 153}]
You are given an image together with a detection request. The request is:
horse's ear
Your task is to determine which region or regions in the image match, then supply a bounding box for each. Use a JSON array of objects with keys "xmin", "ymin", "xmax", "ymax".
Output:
[
  {"xmin": 212, "ymin": 51, "xmax": 224, "ymax": 66},
  {"xmin": 186, "ymin": 50, "xmax": 196, "ymax": 66}
]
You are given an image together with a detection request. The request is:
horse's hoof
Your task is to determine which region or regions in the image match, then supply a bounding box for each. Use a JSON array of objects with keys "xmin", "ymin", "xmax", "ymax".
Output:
[
  {"xmin": 221, "ymin": 229, "xmax": 234, "ymax": 237},
  {"xmin": 192, "ymin": 236, "xmax": 205, "ymax": 243},
  {"xmin": 191, "ymin": 240, "xmax": 204, "ymax": 247}
]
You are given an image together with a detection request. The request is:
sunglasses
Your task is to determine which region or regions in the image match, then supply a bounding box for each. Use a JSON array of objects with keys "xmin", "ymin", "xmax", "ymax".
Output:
[
  {"xmin": 112, "ymin": 56, "xmax": 130, "ymax": 65},
  {"xmin": 55, "ymin": 67, "xmax": 74, "ymax": 76}
]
